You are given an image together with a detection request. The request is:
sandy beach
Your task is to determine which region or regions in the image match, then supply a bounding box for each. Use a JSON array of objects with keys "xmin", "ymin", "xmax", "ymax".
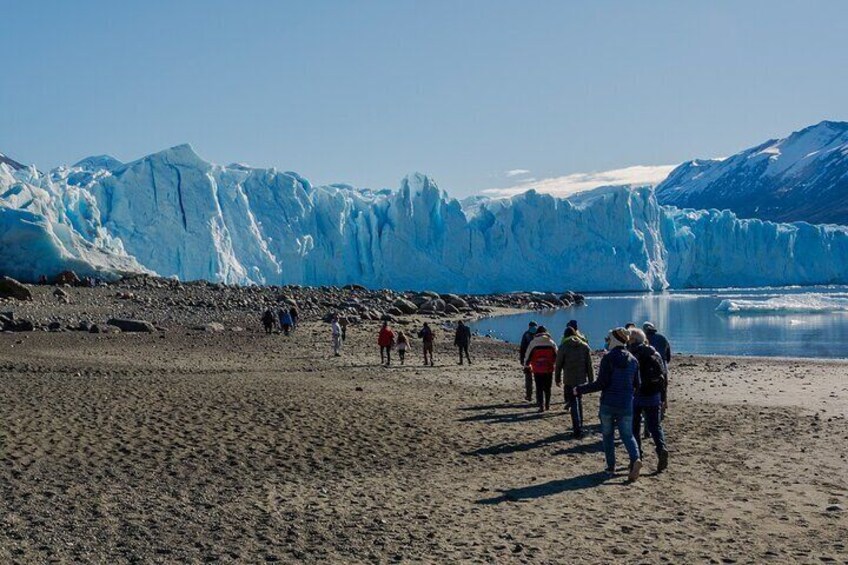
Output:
[{"xmin": 2, "ymin": 306, "xmax": 847, "ymax": 563}]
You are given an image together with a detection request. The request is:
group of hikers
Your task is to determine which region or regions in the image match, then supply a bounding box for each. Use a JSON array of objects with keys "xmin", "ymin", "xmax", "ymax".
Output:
[
  {"xmin": 520, "ymin": 319, "xmax": 671, "ymax": 482},
  {"xmin": 261, "ymin": 306, "xmax": 300, "ymax": 335},
  {"xmin": 372, "ymin": 320, "xmax": 465, "ymax": 366},
  {"xmin": 262, "ymin": 304, "xmax": 671, "ymax": 483}
]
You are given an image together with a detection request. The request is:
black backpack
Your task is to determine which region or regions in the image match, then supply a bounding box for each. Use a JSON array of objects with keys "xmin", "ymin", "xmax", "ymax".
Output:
[{"xmin": 637, "ymin": 347, "xmax": 666, "ymax": 395}]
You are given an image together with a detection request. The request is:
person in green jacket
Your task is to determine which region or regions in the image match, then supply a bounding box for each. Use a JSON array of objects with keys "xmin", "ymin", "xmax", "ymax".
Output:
[{"xmin": 555, "ymin": 325, "xmax": 595, "ymax": 438}]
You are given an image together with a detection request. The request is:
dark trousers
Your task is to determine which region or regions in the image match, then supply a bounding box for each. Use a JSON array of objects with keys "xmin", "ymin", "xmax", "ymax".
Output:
[
  {"xmin": 564, "ymin": 387, "xmax": 584, "ymax": 435},
  {"xmin": 534, "ymin": 373, "xmax": 553, "ymax": 410},
  {"xmin": 457, "ymin": 344, "xmax": 470, "ymax": 364},
  {"xmin": 524, "ymin": 369, "xmax": 534, "ymax": 401},
  {"xmin": 380, "ymin": 346, "xmax": 392, "ymax": 365},
  {"xmin": 633, "ymin": 405, "xmax": 667, "ymax": 457}
]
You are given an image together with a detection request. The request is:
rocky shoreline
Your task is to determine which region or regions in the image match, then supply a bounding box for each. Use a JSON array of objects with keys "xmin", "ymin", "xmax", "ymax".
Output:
[{"xmin": 0, "ymin": 274, "xmax": 584, "ymax": 334}]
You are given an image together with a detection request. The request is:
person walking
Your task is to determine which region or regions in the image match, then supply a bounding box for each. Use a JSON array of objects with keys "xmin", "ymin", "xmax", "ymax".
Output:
[
  {"xmin": 331, "ymin": 317, "xmax": 343, "ymax": 356},
  {"xmin": 454, "ymin": 321, "xmax": 472, "ymax": 365},
  {"xmin": 289, "ymin": 306, "xmax": 299, "ymax": 331},
  {"xmin": 524, "ymin": 325, "xmax": 558, "ymax": 413},
  {"xmin": 418, "ymin": 322, "xmax": 436, "ymax": 366},
  {"xmin": 519, "ymin": 321, "xmax": 538, "ymax": 402},
  {"xmin": 339, "ymin": 316, "xmax": 349, "ymax": 342},
  {"xmin": 261, "ymin": 308, "xmax": 275, "ymax": 334},
  {"xmin": 396, "ymin": 331, "xmax": 409, "ymax": 365},
  {"xmin": 574, "ymin": 328, "xmax": 643, "ymax": 482},
  {"xmin": 555, "ymin": 326, "xmax": 594, "ymax": 438},
  {"xmin": 378, "ymin": 321, "xmax": 396, "ymax": 366},
  {"xmin": 642, "ymin": 322, "xmax": 671, "ymax": 367},
  {"xmin": 628, "ymin": 328, "xmax": 669, "ymax": 472},
  {"xmin": 279, "ymin": 308, "xmax": 294, "ymax": 336},
  {"xmin": 564, "ymin": 319, "xmax": 589, "ymax": 345}
]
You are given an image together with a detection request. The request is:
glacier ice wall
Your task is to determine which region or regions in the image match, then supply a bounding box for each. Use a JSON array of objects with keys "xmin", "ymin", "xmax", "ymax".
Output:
[{"xmin": 3, "ymin": 144, "xmax": 848, "ymax": 292}]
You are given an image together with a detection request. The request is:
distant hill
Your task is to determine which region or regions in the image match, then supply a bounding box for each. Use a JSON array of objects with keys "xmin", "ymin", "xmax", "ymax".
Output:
[
  {"xmin": 0, "ymin": 152, "xmax": 26, "ymax": 171},
  {"xmin": 656, "ymin": 121, "xmax": 848, "ymax": 225}
]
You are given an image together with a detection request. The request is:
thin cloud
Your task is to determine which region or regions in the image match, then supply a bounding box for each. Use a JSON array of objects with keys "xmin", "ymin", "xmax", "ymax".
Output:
[
  {"xmin": 483, "ymin": 164, "xmax": 677, "ymax": 198},
  {"xmin": 505, "ymin": 168, "xmax": 531, "ymax": 177}
]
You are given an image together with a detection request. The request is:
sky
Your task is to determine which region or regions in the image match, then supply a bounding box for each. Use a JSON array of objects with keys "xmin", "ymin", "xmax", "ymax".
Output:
[{"xmin": 1, "ymin": 1, "xmax": 847, "ymax": 198}]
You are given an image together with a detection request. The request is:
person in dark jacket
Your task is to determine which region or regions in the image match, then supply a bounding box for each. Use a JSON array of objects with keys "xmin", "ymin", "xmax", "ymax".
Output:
[
  {"xmin": 642, "ymin": 322, "xmax": 671, "ymax": 367},
  {"xmin": 289, "ymin": 306, "xmax": 299, "ymax": 331},
  {"xmin": 454, "ymin": 321, "xmax": 472, "ymax": 365},
  {"xmin": 261, "ymin": 308, "xmax": 275, "ymax": 334},
  {"xmin": 575, "ymin": 328, "xmax": 643, "ymax": 482},
  {"xmin": 555, "ymin": 326, "xmax": 594, "ymax": 437},
  {"xmin": 418, "ymin": 323, "xmax": 436, "ymax": 366},
  {"xmin": 279, "ymin": 308, "xmax": 294, "ymax": 336},
  {"xmin": 628, "ymin": 328, "xmax": 669, "ymax": 472},
  {"xmin": 524, "ymin": 326, "xmax": 558, "ymax": 412},
  {"xmin": 519, "ymin": 321, "xmax": 538, "ymax": 401}
]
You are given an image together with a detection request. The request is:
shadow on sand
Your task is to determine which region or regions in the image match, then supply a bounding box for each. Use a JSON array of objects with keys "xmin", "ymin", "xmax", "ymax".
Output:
[{"xmin": 476, "ymin": 471, "xmax": 612, "ymax": 504}]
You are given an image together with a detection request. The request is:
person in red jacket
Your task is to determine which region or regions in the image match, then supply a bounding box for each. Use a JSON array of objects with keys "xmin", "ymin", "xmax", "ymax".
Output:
[
  {"xmin": 523, "ymin": 325, "xmax": 558, "ymax": 412},
  {"xmin": 378, "ymin": 321, "xmax": 396, "ymax": 366}
]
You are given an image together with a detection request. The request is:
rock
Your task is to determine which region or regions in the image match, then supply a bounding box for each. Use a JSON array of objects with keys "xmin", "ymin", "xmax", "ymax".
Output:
[
  {"xmin": 106, "ymin": 318, "xmax": 157, "ymax": 333},
  {"xmin": 343, "ymin": 284, "xmax": 367, "ymax": 291},
  {"xmin": 197, "ymin": 322, "xmax": 225, "ymax": 332},
  {"xmin": 0, "ymin": 276, "xmax": 33, "ymax": 301},
  {"xmin": 47, "ymin": 321, "xmax": 63, "ymax": 332},
  {"xmin": 4, "ymin": 317, "xmax": 34, "ymax": 332},
  {"xmin": 447, "ymin": 296, "xmax": 469, "ymax": 309},
  {"xmin": 89, "ymin": 324, "xmax": 104, "ymax": 334},
  {"xmin": 444, "ymin": 304, "xmax": 460, "ymax": 315},
  {"xmin": 54, "ymin": 270, "xmax": 80, "ymax": 286},
  {"xmin": 78, "ymin": 320, "xmax": 93, "ymax": 332},
  {"xmin": 419, "ymin": 298, "xmax": 446, "ymax": 313},
  {"xmin": 392, "ymin": 298, "xmax": 419, "ymax": 315},
  {"xmin": 418, "ymin": 290, "xmax": 441, "ymax": 300},
  {"xmin": 53, "ymin": 287, "xmax": 70, "ymax": 299},
  {"xmin": 386, "ymin": 307, "xmax": 404, "ymax": 317},
  {"xmin": 826, "ymin": 504, "xmax": 844, "ymax": 512}
]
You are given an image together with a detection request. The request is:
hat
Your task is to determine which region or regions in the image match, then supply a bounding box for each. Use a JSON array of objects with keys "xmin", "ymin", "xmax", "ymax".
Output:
[
  {"xmin": 624, "ymin": 322, "xmax": 636, "ymax": 330},
  {"xmin": 536, "ymin": 325, "xmax": 548, "ymax": 334},
  {"xmin": 528, "ymin": 321, "xmax": 538, "ymax": 327},
  {"xmin": 643, "ymin": 322, "xmax": 657, "ymax": 332},
  {"xmin": 567, "ymin": 319, "xmax": 578, "ymax": 329},
  {"xmin": 629, "ymin": 328, "xmax": 647, "ymax": 344},
  {"xmin": 607, "ymin": 327, "xmax": 630, "ymax": 349}
]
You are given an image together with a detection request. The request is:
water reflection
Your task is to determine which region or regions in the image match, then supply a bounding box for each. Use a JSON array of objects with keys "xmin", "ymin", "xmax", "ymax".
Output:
[{"xmin": 469, "ymin": 287, "xmax": 848, "ymax": 359}]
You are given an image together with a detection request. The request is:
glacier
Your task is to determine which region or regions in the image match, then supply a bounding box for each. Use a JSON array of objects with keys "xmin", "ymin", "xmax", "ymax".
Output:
[{"xmin": 3, "ymin": 143, "xmax": 848, "ymax": 293}]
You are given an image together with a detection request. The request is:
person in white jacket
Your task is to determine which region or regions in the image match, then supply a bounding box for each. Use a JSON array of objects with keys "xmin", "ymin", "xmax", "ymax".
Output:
[{"xmin": 331, "ymin": 317, "xmax": 343, "ymax": 356}]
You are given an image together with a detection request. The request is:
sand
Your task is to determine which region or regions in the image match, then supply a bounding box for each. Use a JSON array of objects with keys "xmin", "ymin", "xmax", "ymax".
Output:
[{"xmin": 1, "ymin": 320, "xmax": 847, "ymax": 564}]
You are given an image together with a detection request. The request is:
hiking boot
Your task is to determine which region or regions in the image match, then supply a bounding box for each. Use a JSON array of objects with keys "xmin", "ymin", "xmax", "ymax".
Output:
[
  {"xmin": 605, "ymin": 467, "xmax": 616, "ymax": 478},
  {"xmin": 628, "ymin": 460, "xmax": 643, "ymax": 483},
  {"xmin": 657, "ymin": 449, "xmax": 669, "ymax": 473}
]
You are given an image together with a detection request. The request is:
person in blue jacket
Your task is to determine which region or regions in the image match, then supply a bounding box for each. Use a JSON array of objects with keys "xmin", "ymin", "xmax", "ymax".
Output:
[{"xmin": 574, "ymin": 327, "xmax": 643, "ymax": 482}]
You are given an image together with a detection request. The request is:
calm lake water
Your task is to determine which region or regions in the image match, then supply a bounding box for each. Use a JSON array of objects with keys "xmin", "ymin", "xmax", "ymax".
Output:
[{"xmin": 469, "ymin": 287, "xmax": 848, "ymax": 359}]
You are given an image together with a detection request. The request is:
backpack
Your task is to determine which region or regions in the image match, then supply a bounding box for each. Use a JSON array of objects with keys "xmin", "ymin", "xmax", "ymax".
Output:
[{"xmin": 638, "ymin": 348, "xmax": 666, "ymax": 395}]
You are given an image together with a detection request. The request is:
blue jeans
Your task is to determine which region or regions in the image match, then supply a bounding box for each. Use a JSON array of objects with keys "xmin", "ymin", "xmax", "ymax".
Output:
[
  {"xmin": 564, "ymin": 387, "xmax": 583, "ymax": 435},
  {"xmin": 633, "ymin": 405, "xmax": 667, "ymax": 457},
  {"xmin": 599, "ymin": 404, "xmax": 640, "ymax": 470}
]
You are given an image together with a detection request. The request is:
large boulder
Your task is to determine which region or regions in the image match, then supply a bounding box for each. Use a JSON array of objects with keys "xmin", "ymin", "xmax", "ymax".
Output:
[
  {"xmin": 54, "ymin": 271, "xmax": 80, "ymax": 286},
  {"xmin": 392, "ymin": 298, "xmax": 419, "ymax": 315},
  {"xmin": 419, "ymin": 298, "xmax": 446, "ymax": 313},
  {"xmin": 0, "ymin": 276, "xmax": 33, "ymax": 301},
  {"xmin": 444, "ymin": 303, "xmax": 460, "ymax": 315},
  {"xmin": 106, "ymin": 318, "xmax": 157, "ymax": 333}
]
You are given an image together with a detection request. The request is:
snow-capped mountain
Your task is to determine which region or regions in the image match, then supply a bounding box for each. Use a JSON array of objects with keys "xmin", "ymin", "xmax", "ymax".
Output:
[
  {"xmin": 656, "ymin": 120, "xmax": 848, "ymax": 224},
  {"xmin": 4, "ymin": 142, "xmax": 848, "ymax": 292}
]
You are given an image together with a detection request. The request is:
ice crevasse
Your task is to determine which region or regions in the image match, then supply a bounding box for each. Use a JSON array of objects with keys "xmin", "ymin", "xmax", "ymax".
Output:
[{"xmin": 2, "ymin": 143, "xmax": 848, "ymax": 293}]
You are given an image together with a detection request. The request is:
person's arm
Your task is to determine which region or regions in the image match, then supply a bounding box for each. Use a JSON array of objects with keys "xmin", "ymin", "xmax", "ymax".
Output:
[
  {"xmin": 524, "ymin": 343, "xmax": 536, "ymax": 368},
  {"xmin": 519, "ymin": 334, "xmax": 528, "ymax": 363},
  {"xmin": 632, "ymin": 360, "xmax": 641, "ymax": 394},
  {"xmin": 586, "ymin": 347, "xmax": 595, "ymax": 383},
  {"xmin": 578, "ymin": 354, "xmax": 610, "ymax": 395},
  {"xmin": 454, "ymin": 329, "xmax": 459, "ymax": 346},
  {"xmin": 555, "ymin": 347, "xmax": 566, "ymax": 385}
]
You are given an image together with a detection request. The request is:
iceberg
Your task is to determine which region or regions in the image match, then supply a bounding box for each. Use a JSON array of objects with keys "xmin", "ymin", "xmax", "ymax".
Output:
[
  {"xmin": 3, "ymin": 143, "xmax": 848, "ymax": 293},
  {"xmin": 715, "ymin": 294, "xmax": 848, "ymax": 315}
]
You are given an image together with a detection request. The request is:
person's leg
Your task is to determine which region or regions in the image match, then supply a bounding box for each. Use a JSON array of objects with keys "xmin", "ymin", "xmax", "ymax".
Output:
[
  {"xmin": 380, "ymin": 347, "xmax": 385, "ymax": 364},
  {"xmin": 525, "ymin": 370, "xmax": 533, "ymax": 402},
  {"xmin": 599, "ymin": 406, "xmax": 616, "ymax": 472},
  {"xmin": 574, "ymin": 394, "xmax": 584, "ymax": 436},
  {"xmin": 399, "ymin": 349, "xmax": 405, "ymax": 364},
  {"xmin": 533, "ymin": 373, "xmax": 544, "ymax": 412},
  {"xmin": 542, "ymin": 373, "xmax": 552, "ymax": 410},
  {"xmin": 564, "ymin": 387, "xmax": 580, "ymax": 435},
  {"xmin": 464, "ymin": 345, "xmax": 471, "ymax": 364},
  {"xmin": 632, "ymin": 406, "xmax": 644, "ymax": 458},
  {"xmin": 616, "ymin": 410, "xmax": 641, "ymax": 465},
  {"xmin": 645, "ymin": 406, "xmax": 668, "ymax": 470},
  {"xmin": 458, "ymin": 347, "xmax": 463, "ymax": 365},
  {"xmin": 386, "ymin": 347, "xmax": 391, "ymax": 366}
]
